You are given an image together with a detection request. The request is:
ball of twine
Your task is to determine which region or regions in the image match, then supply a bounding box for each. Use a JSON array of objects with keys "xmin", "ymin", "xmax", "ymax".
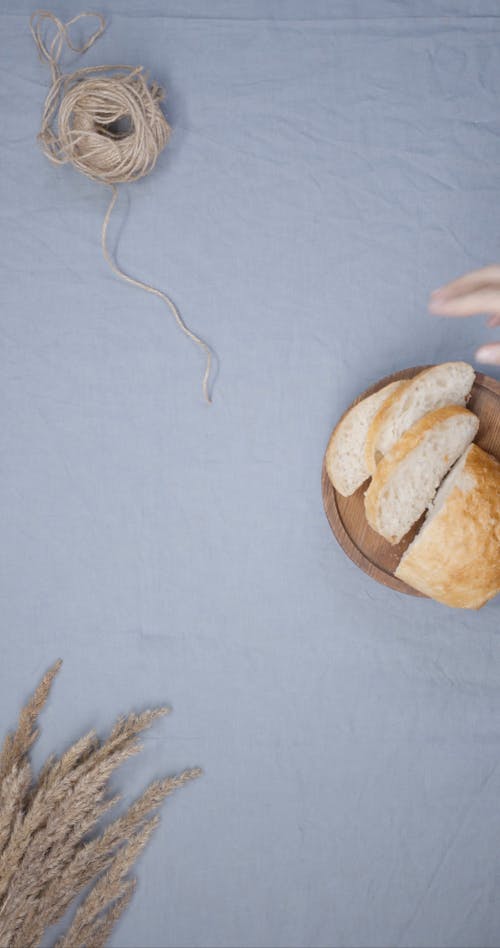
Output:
[
  {"xmin": 42, "ymin": 65, "xmax": 171, "ymax": 185},
  {"xmin": 31, "ymin": 10, "xmax": 213, "ymax": 402},
  {"xmin": 45, "ymin": 66, "xmax": 170, "ymax": 184},
  {"xmin": 32, "ymin": 11, "xmax": 170, "ymax": 185}
]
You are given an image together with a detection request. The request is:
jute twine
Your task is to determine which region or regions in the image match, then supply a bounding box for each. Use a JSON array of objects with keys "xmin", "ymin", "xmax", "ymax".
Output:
[{"xmin": 31, "ymin": 10, "xmax": 213, "ymax": 402}]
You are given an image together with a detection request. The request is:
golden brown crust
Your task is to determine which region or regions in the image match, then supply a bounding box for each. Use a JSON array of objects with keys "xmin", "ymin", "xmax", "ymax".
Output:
[
  {"xmin": 364, "ymin": 405, "xmax": 477, "ymax": 541},
  {"xmin": 395, "ymin": 445, "xmax": 500, "ymax": 609},
  {"xmin": 364, "ymin": 379, "xmax": 412, "ymax": 474}
]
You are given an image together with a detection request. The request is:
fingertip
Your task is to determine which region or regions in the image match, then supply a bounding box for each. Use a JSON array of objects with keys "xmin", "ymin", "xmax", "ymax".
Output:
[
  {"xmin": 475, "ymin": 345, "xmax": 500, "ymax": 365},
  {"xmin": 429, "ymin": 286, "xmax": 451, "ymax": 303},
  {"xmin": 428, "ymin": 300, "xmax": 452, "ymax": 316}
]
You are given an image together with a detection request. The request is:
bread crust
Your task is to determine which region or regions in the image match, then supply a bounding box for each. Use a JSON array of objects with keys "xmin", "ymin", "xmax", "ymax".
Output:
[
  {"xmin": 364, "ymin": 379, "xmax": 412, "ymax": 475},
  {"xmin": 395, "ymin": 444, "xmax": 500, "ymax": 609},
  {"xmin": 364, "ymin": 362, "xmax": 474, "ymax": 475},
  {"xmin": 364, "ymin": 405, "xmax": 478, "ymax": 543}
]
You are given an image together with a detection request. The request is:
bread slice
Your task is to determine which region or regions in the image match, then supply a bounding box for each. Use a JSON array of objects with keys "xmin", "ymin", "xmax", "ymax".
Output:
[
  {"xmin": 365, "ymin": 362, "xmax": 475, "ymax": 474},
  {"xmin": 325, "ymin": 380, "xmax": 405, "ymax": 496},
  {"xmin": 364, "ymin": 405, "xmax": 479, "ymax": 544},
  {"xmin": 395, "ymin": 445, "xmax": 500, "ymax": 608}
]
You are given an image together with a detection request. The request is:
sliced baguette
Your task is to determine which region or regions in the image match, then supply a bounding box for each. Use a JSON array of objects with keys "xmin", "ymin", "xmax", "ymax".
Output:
[
  {"xmin": 364, "ymin": 405, "xmax": 479, "ymax": 544},
  {"xmin": 325, "ymin": 380, "xmax": 404, "ymax": 496},
  {"xmin": 365, "ymin": 362, "xmax": 475, "ymax": 474},
  {"xmin": 395, "ymin": 445, "xmax": 500, "ymax": 609}
]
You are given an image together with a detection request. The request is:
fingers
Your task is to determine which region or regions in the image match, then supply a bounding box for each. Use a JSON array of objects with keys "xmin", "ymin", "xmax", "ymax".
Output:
[
  {"xmin": 430, "ymin": 265, "xmax": 500, "ymax": 302},
  {"xmin": 429, "ymin": 286, "xmax": 500, "ymax": 317},
  {"xmin": 429, "ymin": 266, "xmax": 500, "ymax": 361},
  {"xmin": 429, "ymin": 265, "xmax": 500, "ymax": 316},
  {"xmin": 476, "ymin": 343, "xmax": 500, "ymax": 365}
]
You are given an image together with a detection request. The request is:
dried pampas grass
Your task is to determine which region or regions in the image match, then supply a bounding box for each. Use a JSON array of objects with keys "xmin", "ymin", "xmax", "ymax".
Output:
[{"xmin": 0, "ymin": 660, "xmax": 200, "ymax": 948}]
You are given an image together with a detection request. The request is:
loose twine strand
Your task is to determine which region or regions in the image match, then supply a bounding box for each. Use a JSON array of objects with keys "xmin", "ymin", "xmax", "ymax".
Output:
[{"xmin": 30, "ymin": 10, "xmax": 213, "ymax": 403}]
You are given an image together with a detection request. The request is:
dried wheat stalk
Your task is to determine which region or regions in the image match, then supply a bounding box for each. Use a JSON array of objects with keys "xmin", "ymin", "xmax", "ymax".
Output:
[{"xmin": 0, "ymin": 660, "xmax": 200, "ymax": 948}]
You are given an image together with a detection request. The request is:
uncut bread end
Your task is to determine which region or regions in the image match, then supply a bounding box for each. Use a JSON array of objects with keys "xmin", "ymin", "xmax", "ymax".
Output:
[
  {"xmin": 395, "ymin": 445, "xmax": 500, "ymax": 608},
  {"xmin": 325, "ymin": 380, "xmax": 404, "ymax": 497},
  {"xmin": 364, "ymin": 405, "xmax": 479, "ymax": 545}
]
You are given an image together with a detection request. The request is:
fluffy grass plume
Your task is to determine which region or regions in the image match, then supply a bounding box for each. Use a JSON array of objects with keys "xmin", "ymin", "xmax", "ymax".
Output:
[{"xmin": 0, "ymin": 661, "xmax": 200, "ymax": 947}]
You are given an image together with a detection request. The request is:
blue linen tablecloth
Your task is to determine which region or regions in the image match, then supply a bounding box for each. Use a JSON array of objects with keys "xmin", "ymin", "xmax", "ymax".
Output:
[{"xmin": 1, "ymin": 2, "xmax": 500, "ymax": 945}]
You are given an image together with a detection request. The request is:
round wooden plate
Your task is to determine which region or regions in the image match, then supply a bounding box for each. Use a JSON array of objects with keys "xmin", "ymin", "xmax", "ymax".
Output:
[{"xmin": 322, "ymin": 367, "xmax": 500, "ymax": 596}]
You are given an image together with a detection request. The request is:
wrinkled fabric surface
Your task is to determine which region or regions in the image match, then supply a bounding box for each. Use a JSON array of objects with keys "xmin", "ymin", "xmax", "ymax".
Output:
[{"xmin": 2, "ymin": 2, "xmax": 500, "ymax": 946}]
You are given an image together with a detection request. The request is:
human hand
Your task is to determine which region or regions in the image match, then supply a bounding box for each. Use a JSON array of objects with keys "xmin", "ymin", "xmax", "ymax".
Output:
[{"xmin": 429, "ymin": 265, "xmax": 500, "ymax": 365}]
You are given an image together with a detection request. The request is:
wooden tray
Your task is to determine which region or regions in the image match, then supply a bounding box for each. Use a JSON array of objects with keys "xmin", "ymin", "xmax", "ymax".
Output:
[{"xmin": 322, "ymin": 367, "xmax": 500, "ymax": 596}]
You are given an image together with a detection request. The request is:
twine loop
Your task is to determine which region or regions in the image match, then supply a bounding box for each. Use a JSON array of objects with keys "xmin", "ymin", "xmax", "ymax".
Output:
[{"xmin": 31, "ymin": 10, "xmax": 213, "ymax": 402}]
